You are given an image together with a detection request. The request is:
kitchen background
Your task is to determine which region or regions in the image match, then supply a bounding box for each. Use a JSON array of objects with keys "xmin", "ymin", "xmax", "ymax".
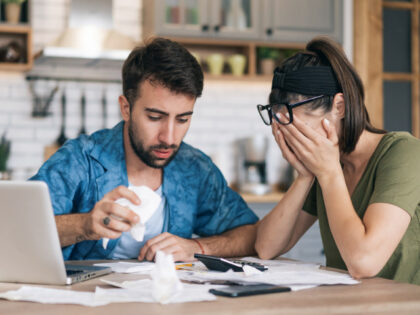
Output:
[{"xmin": 1, "ymin": 0, "xmax": 411, "ymax": 265}]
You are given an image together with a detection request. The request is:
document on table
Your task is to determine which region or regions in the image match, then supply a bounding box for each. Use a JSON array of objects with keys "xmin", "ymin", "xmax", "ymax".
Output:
[
  {"xmin": 0, "ymin": 281, "xmax": 221, "ymax": 307},
  {"xmin": 177, "ymin": 258, "xmax": 359, "ymax": 291},
  {"xmin": 0, "ymin": 257, "xmax": 360, "ymax": 306},
  {"xmin": 94, "ymin": 261, "xmax": 155, "ymax": 274}
]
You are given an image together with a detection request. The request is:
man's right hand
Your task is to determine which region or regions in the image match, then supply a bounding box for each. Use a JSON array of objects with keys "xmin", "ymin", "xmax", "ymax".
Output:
[{"xmin": 82, "ymin": 186, "xmax": 141, "ymax": 241}]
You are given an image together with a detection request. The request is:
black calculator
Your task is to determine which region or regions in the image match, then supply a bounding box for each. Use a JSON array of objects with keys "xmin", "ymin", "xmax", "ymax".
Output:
[{"xmin": 194, "ymin": 253, "xmax": 267, "ymax": 272}]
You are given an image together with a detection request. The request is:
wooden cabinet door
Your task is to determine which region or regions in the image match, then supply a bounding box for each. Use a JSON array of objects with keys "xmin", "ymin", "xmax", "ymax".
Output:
[
  {"xmin": 208, "ymin": 0, "xmax": 260, "ymax": 40},
  {"xmin": 354, "ymin": 0, "xmax": 420, "ymax": 137},
  {"xmin": 261, "ymin": 0, "xmax": 343, "ymax": 43},
  {"xmin": 154, "ymin": 0, "xmax": 211, "ymax": 38}
]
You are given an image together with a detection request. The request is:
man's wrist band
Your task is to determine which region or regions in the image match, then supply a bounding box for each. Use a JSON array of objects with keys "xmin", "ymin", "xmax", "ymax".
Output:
[{"xmin": 192, "ymin": 238, "xmax": 205, "ymax": 255}]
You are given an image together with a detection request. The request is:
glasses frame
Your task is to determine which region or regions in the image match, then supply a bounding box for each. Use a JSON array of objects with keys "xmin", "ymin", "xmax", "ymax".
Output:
[{"xmin": 257, "ymin": 95, "xmax": 325, "ymax": 126}]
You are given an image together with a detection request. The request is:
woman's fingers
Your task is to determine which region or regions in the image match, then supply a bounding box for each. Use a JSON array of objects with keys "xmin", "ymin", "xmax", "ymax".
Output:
[
  {"xmin": 291, "ymin": 115, "xmax": 324, "ymax": 143},
  {"xmin": 322, "ymin": 118, "xmax": 339, "ymax": 144},
  {"xmin": 279, "ymin": 125, "xmax": 308, "ymax": 161}
]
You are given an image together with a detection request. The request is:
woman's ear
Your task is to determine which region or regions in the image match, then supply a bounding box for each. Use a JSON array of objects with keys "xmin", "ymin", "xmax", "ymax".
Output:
[
  {"xmin": 332, "ymin": 93, "xmax": 345, "ymax": 119},
  {"xmin": 119, "ymin": 95, "xmax": 130, "ymax": 121}
]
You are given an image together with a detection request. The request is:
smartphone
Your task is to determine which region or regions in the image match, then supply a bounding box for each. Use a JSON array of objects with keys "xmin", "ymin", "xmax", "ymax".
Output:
[{"xmin": 209, "ymin": 284, "xmax": 291, "ymax": 297}]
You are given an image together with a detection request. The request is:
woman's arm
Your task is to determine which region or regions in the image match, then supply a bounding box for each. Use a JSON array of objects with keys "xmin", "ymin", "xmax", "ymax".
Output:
[
  {"xmin": 255, "ymin": 176, "xmax": 317, "ymax": 259},
  {"xmin": 319, "ymin": 172, "xmax": 410, "ymax": 278},
  {"xmin": 256, "ymin": 122, "xmax": 316, "ymax": 259},
  {"xmin": 279, "ymin": 115, "xmax": 412, "ymax": 278}
]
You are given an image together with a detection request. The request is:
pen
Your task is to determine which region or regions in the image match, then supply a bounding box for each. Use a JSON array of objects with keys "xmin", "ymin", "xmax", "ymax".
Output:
[{"xmin": 175, "ymin": 263, "xmax": 193, "ymax": 270}]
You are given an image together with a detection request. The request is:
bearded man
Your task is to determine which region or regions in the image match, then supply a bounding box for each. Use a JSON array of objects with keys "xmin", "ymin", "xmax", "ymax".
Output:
[{"xmin": 31, "ymin": 38, "xmax": 258, "ymax": 261}]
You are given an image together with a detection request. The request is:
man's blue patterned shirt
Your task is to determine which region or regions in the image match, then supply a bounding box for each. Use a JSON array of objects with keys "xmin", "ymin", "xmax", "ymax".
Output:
[{"xmin": 31, "ymin": 121, "xmax": 258, "ymax": 260}]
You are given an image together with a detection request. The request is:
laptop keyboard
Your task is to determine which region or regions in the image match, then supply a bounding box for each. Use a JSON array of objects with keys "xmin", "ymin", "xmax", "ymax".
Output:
[{"xmin": 66, "ymin": 269, "xmax": 84, "ymax": 276}]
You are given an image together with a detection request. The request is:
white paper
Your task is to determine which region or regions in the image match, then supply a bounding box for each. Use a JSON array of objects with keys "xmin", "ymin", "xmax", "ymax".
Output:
[
  {"xmin": 0, "ymin": 286, "xmax": 107, "ymax": 307},
  {"xmin": 99, "ymin": 279, "xmax": 220, "ymax": 304},
  {"xmin": 177, "ymin": 257, "xmax": 359, "ymax": 291},
  {"xmin": 94, "ymin": 261, "xmax": 155, "ymax": 274},
  {"xmin": 103, "ymin": 185, "xmax": 161, "ymax": 249},
  {"xmin": 0, "ymin": 282, "xmax": 218, "ymax": 306}
]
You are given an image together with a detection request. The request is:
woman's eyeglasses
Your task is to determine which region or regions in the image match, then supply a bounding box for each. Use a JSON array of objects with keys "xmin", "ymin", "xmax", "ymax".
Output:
[{"xmin": 257, "ymin": 95, "xmax": 325, "ymax": 126}]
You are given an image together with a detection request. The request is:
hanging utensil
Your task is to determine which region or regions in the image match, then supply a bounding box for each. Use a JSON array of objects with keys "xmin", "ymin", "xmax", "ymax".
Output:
[
  {"xmin": 101, "ymin": 89, "xmax": 107, "ymax": 129},
  {"xmin": 44, "ymin": 88, "xmax": 67, "ymax": 161},
  {"xmin": 79, "ymin": 90, "xmax": 87, "ymax": 135},
  {"xmin": 28, "ymin": 79, "xmax": 59, "ymax": 117},
  {"xmin": 56, "ymin": 90, "xmax": 68, "ymax": 146}
]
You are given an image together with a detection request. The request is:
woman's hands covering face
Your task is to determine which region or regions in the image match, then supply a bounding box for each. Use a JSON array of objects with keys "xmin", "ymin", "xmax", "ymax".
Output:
[
  {"xmin": 271, "ymin": 120, "xmax": 313, "ymax": 179},
  {"xmin": 272, "ymin": 113, "xmax": 341, "ymax": 179}
]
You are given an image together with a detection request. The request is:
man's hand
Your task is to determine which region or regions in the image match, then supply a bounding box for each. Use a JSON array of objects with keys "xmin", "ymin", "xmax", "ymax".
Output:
[
  {"xmin": 138, "ymin": 232, "xmax": 201, "ymax": 262},
  {"xmin": 82, "ymin": 185, "xmax": 141, "ymax": 241}
]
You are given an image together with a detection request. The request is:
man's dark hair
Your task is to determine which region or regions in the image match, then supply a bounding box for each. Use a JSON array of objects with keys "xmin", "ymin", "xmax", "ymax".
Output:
[{"xmin": 122, "ymin": 37, "xmax": 203, "ymax": 108}]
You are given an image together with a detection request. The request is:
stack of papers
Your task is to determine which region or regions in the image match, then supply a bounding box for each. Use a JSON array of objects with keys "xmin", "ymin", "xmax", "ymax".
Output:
[
  {"xmin": 0, "ymin": 257, "xmax": 360, "ymax": 306},
  {"xmin": 94, "ymin": 261, "xmax": 155, "ymax": 274},
  {"xmin": 0, "ymin": 280, "xmax": 221, "ymax": 306},
  {"xmin": 177, "ymin": 258, "xmax": 359, "ymax": 291}
]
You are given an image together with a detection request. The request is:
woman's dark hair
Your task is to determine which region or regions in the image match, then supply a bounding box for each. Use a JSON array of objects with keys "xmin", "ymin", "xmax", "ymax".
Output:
[
  {"xmin": 122, "ymin": 37, "xmax": 203, "ymax": 109},
  {"xmin": 270, "ymin": 36, "xmax": 385, "ymax": 153}
]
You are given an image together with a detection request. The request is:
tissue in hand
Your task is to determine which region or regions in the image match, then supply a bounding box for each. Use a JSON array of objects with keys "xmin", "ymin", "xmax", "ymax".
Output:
[
  {"xmin": 151, "ymin": 251, "xmax": 183, "ymax": 303},
  {"xmin": 102, "ymin": 186, "xmax": 162, "ymax": 249}
]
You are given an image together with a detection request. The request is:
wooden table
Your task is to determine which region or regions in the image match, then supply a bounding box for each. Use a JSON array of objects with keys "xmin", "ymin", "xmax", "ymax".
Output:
[{"xmin": 0, "ymin": 261, "xmax": 419, "ymax": 315}]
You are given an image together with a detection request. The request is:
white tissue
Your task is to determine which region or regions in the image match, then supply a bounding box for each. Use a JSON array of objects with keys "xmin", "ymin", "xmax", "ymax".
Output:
[
  {"xmin": 243, "ymin": 264, "xmax": 263, "ymax": 276},
  {"xmin": 102, "ymin": 238, "xmax": 110, "ymax": 249},
  {"xmin": 102, "ymin": 186, "xmax": 162, "ymax": 249},
  {"xmin": 150, "ymin": 251, "xmax": 183, "ymax": 304}
]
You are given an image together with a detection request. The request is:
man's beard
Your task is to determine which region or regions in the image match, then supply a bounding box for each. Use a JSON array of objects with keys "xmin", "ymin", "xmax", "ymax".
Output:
[{"xmin": 128, "ymin": 118, "xmax": 179, "ymax": 169}]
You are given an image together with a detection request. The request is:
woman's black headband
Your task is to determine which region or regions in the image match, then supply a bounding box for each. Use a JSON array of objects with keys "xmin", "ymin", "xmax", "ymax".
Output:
[{"xmin": 271, "ymin": 66, "xmax": 341, "ymax": 96}]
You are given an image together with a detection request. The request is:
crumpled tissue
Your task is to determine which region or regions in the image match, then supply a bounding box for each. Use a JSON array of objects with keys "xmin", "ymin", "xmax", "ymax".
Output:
[
  {"xmin": 103, "ymin": 185, "xmax": 161, "ymax": 249},
  {"xmin": 150, "ymin": 251, "xmax": 183, "ymax": 304}
]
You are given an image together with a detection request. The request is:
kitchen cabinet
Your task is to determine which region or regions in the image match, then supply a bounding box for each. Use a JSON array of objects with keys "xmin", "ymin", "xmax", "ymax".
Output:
[
  {"xmin": 261, "ymin": 0, "xmax": 343, "ymax": 43},
  {"xmin": 0, "ymin": 24, "xmax": 32, "ymax": 71},
  {"xmin": 143, "ymin": 0, "xmax": 343, "ymax": 80},
  {"xmin": 143, "ymin": 0, "xmax": 259, "ymax": 40},
  {"xmin": 0, "ymin": 0, "xmax": 32, "ymax": 71},
  {"xmin": 144, "ymin": 0, "xmax": 343, "ymax": 43}
]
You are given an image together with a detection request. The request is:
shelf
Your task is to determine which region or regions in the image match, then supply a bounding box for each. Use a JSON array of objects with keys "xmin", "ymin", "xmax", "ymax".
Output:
[
  {"xmin": 169, "ymin": 37, "xmax": 304, "ymax": 80},
  {"xmin": 240, "ymin": 191, "xmax": 284, "ymax": 204},
  {"xmin": 0, "ymin": 24, "xmax": 32, "ymax": 71},
  {"xmin": 230, "ymin": 183, "xmax": 285, "ymax": 203},
  {"xmin": 204, "ymin": 74, "xmax": 272, "ymax": 82}
]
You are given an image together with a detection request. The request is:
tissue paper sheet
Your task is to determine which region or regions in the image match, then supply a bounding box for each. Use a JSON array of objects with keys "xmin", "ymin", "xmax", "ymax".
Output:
[
  {"xmin": 102, "ymin": 185, "xmax": 161, "ymax": 249},
  {"xmin": 151, "ymin": 251, "xmax": 183, "ymax": 303}
]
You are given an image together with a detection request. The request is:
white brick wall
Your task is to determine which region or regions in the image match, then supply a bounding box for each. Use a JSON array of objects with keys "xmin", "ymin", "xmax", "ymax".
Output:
[{"xmin": 1, "ymin": 76, "xmax": 287, "ymax": 184}]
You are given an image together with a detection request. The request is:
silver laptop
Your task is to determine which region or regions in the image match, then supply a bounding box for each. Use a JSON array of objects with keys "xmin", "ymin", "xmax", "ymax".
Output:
[{"xmin": 0, "ymin": 181, "xmax": 111, "ymax": 285}]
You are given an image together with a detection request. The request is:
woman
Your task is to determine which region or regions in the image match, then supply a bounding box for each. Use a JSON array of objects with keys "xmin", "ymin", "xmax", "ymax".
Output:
[{"xmin": 255, "ymin": 37, "xmax": 420, "ymax": 285}]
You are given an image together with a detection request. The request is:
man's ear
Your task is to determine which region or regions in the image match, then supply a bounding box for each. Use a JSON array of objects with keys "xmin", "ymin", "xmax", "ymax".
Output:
[
  {"xmin": 332, "ymin": 93, "xmax": 345, "ymax": 119},
  {"xmin": 119, "ymin": 95, "xmax": 130, "ymax": 121}
]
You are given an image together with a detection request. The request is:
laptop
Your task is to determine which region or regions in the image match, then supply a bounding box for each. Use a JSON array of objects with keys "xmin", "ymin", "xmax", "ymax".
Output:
[{"xmin": 0, "ymin": 181, "xmax": 111, "ymax": 285}]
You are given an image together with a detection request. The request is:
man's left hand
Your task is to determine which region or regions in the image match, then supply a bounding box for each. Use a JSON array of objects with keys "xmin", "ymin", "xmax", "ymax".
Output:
[{"xmin": 138, "ymin": 232, "xmax": 200, "ymax": 262}]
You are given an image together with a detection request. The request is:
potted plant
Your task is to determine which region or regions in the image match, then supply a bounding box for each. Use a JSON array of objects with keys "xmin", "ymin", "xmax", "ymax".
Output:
[
  {"xmin": 257, "ymin": 48, "xmax": 301, "ymax": 75},
  {"xmin": 257, "ymin": 47, "xmax": 281, "ymax": 75},
  {"xmin": 2, "ymin": 0, "xmax": 26, "ymax": 24},
  {"xmin": 0, "ymin": 132, "xmax": 11, "ymax": 180}
]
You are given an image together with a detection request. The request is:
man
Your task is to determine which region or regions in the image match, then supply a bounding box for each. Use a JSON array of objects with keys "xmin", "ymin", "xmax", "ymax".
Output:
[{"xmin": 31, "ymin": 38, "xmax": 258, "ymax": 261}]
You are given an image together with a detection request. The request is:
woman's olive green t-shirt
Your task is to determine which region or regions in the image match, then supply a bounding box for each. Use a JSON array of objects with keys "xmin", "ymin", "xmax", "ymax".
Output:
[{"xmin": 303, "ymin": 132, "xmax": 420, "ymax": 284}]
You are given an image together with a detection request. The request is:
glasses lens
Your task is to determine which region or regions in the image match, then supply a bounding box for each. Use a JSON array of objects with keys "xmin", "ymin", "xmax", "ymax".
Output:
[
  {"xmin": 272, "ymin": 104, "xmax": 290, "ymax": 124},
  {"xmin": 257, "ymin": 105, "xmax": 271, "ymax": 125}
]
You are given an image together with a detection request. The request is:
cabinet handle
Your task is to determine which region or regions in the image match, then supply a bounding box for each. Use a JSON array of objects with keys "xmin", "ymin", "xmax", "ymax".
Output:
[
  {"xmin": 201, "ymin": 24, "xmax": 209, "ymax": 32},
  {"xmin": 266, "ymin": 28, "xmax": 273, "ymax": 36},
  {"xmin": 214, "ymin": 25, "xmax": 220, "ymax": 32}
]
